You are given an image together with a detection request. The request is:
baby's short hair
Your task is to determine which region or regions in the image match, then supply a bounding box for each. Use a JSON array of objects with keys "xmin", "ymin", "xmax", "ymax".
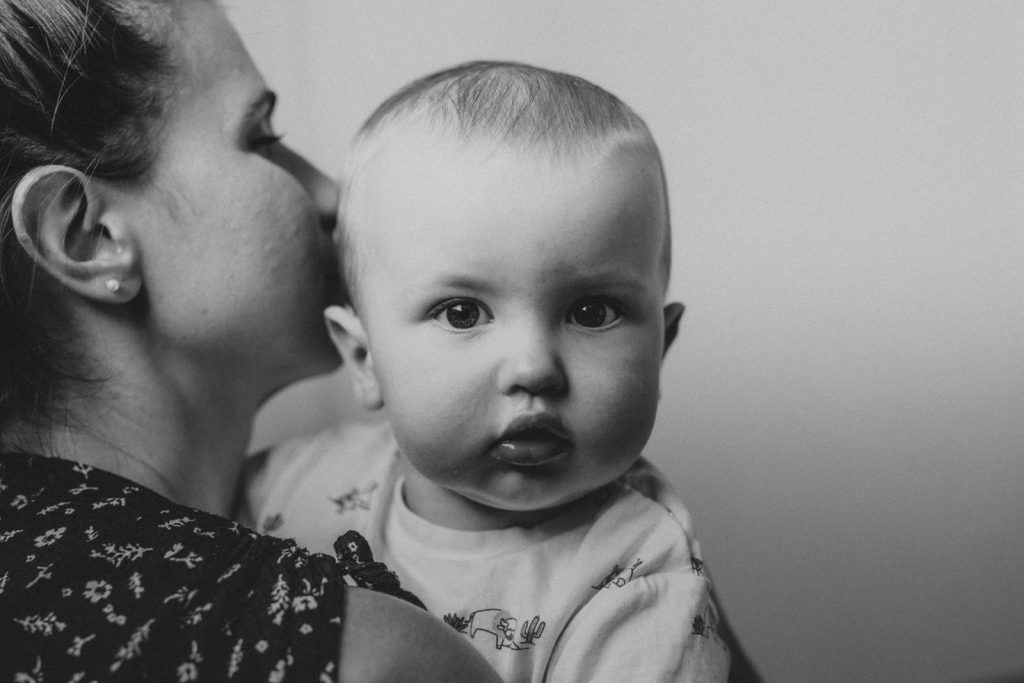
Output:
[{"xmin": 340, "ymin": 60, "xmax": 670, "ymax": 303}]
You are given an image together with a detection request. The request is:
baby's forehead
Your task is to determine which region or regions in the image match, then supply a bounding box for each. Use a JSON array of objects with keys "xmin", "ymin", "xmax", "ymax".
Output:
[
  {"xmin": 351, "ymin": 125, "xmax": 664, "ymax": 209},
  {"xmin": 367, "ymin": 136, "xmax": 664, "ymax": 233},
  {"xmin": 344, "ymin": 124, "xmax": 668, "ymax": 258},
  {"xmin": 341, "ymin": 128, "xmax": 672, "ymax": 300},
  {"xmin": 358, "ymin": 136, "xmax": 661, "ymax": 219}
]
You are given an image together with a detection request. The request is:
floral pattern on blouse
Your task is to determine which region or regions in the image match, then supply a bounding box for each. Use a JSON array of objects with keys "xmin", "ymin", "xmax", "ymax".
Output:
[{"xmin": 0, "ymin": 452, "xmax": 420, "ymax": 681}]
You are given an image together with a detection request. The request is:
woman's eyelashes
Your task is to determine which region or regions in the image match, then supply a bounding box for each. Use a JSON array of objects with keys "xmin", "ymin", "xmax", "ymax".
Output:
[{"xmin": 428, "ymin": 297, "xmax": 624, "ymax": 332}]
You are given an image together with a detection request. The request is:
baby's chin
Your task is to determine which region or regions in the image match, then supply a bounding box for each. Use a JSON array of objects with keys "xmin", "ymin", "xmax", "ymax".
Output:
[
  {"xmin": 461, "ymin": 483, "xmax": 615, "ymax": 529},
  {"xmin": 403, "ymin": 459, "xmax": 621, "ymax": 529}
]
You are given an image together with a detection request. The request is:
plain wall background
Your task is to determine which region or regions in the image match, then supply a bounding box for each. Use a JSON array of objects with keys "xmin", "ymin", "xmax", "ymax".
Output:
[{"xmin": 230, "ymin": 2, "xmax": 1024, "ymax": 681}]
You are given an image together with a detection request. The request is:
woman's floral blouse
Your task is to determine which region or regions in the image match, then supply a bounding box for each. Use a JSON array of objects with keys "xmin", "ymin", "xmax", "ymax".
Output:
[{"xmin": 0, "ymin": 452, "xmax": 420, "ymax": 681}]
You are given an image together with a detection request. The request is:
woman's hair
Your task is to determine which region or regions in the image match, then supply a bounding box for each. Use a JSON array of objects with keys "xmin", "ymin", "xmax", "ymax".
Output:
[{"xmin": 0, "ymin": 0, "xmax": 176, "ymax": 439}]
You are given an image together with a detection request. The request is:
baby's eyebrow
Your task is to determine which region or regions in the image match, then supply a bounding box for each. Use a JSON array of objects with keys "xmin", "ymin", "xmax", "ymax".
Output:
[
  {"xmin": 557, "ymin": 267, "xmax": 652, "ymax": 293},
  {"xmin": 410, "ymin": 274, "xmax": 496, "ymax": 294}
]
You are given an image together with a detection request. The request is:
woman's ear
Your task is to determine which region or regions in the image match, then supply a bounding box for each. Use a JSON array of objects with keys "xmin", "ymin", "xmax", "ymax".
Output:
[
  {"xmin": 662, "ymin": 302, "xmax": 685, "ymax": 358},
  {"xmin": 11, "ymin": 165, "xmax": 140, "ymax": 302},
  {"xmin": 324, "ymin": 305, "xmax": 384, "ymax": 410}
]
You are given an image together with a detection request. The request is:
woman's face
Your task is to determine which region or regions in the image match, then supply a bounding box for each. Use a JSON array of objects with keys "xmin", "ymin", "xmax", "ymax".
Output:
[{"xmin": 124, "ymin": 0, "xmax": 340, "ymax": 398}]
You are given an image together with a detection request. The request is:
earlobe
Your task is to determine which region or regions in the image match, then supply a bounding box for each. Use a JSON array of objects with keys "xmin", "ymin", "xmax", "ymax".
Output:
[
  {"xmin": 11, "ymin": 165, "xmax": 140, "ymax": 303},
  {"xmin": 662, "ymin": 302, "xmax": 685, "ymax": 357},
  {"xmin": 324, "ymin": 305, "xmax": 384, "ymax": 410}
]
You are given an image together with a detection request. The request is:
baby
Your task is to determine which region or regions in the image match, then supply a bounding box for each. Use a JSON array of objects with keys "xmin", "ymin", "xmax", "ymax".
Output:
[{"xmin": 247, "ymin": 61, "xmax": 733, "ymax": 681}]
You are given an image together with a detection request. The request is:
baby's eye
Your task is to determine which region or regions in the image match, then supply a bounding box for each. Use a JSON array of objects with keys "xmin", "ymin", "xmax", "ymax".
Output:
[
  {"xmin": 567, "ymin": 298, "xmax": 621, "ymax": 329},
  {"xmin": 432, "ymin": 300, "xmax": 493, "ymax": 330}
]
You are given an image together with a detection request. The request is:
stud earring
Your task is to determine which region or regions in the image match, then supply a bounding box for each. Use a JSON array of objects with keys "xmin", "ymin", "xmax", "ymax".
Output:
[{"xmin": 104, "ymin": 278, "xmax": 121, "ymax": 293}]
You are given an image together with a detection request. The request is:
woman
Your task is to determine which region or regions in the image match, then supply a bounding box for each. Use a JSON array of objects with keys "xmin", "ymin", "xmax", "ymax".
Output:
[{"xmin": 0, "ymin": 0, "xmax": 500, "ymax": 679}]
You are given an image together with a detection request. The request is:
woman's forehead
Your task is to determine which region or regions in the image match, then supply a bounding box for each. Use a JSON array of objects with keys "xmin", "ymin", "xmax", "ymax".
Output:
[
  {"xmin": 152, "ymin": 0, "xmax": 267, "ymax": 139},
  {"xmin": 167, "ymin": 1, "xmax": 259, "ymax": 93}
]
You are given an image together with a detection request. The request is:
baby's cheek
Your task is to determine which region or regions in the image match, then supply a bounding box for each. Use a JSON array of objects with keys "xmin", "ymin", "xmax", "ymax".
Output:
[
  {"xmin": 390, "ymin": 417, "xmax": 448, "ymax": 479},
  {"xmin": 391, "ymin": 390, "xmax": 484, "ymax": 471},
  {"xmin": 588, "ymin": 368, "xmax": 660, "ymax": 452}
]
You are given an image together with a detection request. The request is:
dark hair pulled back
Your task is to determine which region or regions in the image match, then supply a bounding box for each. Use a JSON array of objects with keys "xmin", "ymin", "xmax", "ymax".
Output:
[{"xmin": 0, "ymin": 0, "xmax": 174, "ymax": 437}]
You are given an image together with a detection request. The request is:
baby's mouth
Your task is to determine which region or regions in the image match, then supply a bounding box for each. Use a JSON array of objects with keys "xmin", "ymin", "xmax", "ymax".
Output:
[{"xmin": 490, "ymin": 415, "xmax": 572, "ymax": 467}]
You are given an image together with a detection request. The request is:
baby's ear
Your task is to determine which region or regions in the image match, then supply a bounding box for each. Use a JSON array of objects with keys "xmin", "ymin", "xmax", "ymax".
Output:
[
  {"xmin": 662, "ymin": 302, "xmax": 685, "ymax": 358},
  {"xmin": 324, "ymin": 305, "xmax": 383, "ymax": 410}
]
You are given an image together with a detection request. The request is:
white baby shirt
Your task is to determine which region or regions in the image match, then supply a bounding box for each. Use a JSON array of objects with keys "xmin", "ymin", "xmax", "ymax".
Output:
[{"xmin": 245, "ymin": 421, "xmax": 731, "ymax": 682}]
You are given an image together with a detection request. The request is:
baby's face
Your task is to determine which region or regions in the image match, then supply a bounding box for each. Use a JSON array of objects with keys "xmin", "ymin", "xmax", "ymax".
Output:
[{"xmin": 347, "ymin": 131, "xmax": 677, "ymax": 529}]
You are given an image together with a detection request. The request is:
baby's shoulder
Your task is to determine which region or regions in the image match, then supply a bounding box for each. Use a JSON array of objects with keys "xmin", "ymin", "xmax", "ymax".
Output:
[
  {"xmin": 285, "ymin": 419, "xmax": 398, "ymax": 487},
  {"xmin": 576, "ymin": 472, "xmax": 705, "ymax": 578},
  {"xmin": 243, "ymin": 420, "xmax": 398, "ymax": 523},
  {"xmin": 616, "ymin": 457, "xmax": 697, "ymax": 534},
  {"xmin": 259, "ymin": 419, "xmax": 396, "ymax": 472}
]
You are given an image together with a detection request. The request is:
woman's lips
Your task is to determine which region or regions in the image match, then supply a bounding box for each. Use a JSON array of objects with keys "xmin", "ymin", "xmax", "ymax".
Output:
[
  {"xmin": 491, "ymin": 415, "xmax": 571, "ymax": 467},
  {"xmin": 323, "ymin": 271, "xmax": 345, "ymax": 306}
]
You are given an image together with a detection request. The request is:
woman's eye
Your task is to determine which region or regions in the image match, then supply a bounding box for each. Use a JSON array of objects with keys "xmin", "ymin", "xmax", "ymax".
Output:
[
  {"xmin": 433, "ymin": 301, "xmax": 492, "ymax": 330},
  {"xmin": 568, "ymin": 298, "xmax": 620, "ymax": 328}
]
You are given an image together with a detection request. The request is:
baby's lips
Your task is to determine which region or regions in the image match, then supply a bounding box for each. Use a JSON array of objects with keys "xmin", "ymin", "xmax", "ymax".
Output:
[{"xmin": 491, "ymin": 432, "xmax": 571, "ymax": 467}]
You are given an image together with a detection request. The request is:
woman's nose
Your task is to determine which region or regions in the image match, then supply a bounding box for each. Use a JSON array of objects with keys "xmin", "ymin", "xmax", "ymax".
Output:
[
  {"xmin": 277, "ymin": 144, "xmax": 339, "ymax": 233},
  {"xmin": 498, "ymin": 333, "xmax": 568, "ymax": 398}
]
